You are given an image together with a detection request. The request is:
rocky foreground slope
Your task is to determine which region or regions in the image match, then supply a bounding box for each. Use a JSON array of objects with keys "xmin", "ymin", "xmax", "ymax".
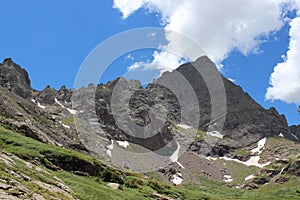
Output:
[{"xmin": 0, "ymin": 57, "xmax": 299, "ymax": 199}]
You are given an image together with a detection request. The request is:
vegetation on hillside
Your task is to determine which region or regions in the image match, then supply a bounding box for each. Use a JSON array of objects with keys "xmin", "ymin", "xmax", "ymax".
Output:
[{"xmin": 0, "ymin": 125, "xmax": 299, "ymax": 199}]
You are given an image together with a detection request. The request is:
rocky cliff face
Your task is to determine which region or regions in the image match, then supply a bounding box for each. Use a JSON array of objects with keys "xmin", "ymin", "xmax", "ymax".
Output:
[
  {"xmin": 0, "ymin": 58, "xmax": 32, "ymax": 98},
  {"xmin": 0, "ymin": 57, "xmax": 297, "ymax": 156},
  {"xmin": 91, "ymin": 56, "xmax": 291, "ymax": 157},
  {"xmin": 289, "ymin": 125, "xmax": 300, "ymax": 142},
  {"xmin": 0, "ymin": 59, "xmax": 86, "ymax": 152},
  {"xmin": 160, "ymin": 57, "xmax": 289, "ymax": 147}
]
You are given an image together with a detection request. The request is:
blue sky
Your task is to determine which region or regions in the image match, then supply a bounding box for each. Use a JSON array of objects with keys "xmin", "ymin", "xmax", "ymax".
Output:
[{"xmin": 0, "ymin": 1, "xmax": 299, "ymax": 125}]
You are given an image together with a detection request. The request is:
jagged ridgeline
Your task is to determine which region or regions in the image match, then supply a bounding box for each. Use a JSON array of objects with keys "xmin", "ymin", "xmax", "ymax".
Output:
[{"xmin": 0, "ymin": 57, "xmax": 299, "ymax": 199}]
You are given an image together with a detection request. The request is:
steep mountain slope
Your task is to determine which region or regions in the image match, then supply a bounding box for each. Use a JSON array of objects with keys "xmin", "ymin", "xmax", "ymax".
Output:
[
  {"xmin": 0, "ymin": 57, "xmax": 299, "ymax": 199},
  {"xmin": 0, "ymin": 58, "xmax": 86, "ymax": 151},
  {"xmin": 90, "ymin": 56, "xmax": 291, "ymax": 158}
]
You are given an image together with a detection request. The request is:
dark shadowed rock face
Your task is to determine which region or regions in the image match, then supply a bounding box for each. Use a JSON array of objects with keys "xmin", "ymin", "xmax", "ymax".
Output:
[
  {"xmin": 185, "ymin": 57, "xmax": 287, "ymax": 136},
  {"xmin": 151, "ymin": 56, "xmax": 289, "ymax": 149},
  {"xmin": 0, "ymin": 58, "xmax": 87, "ymax": 152},
  {"xmin": 0, "ymin": 56, "xmax": 296, "ymax": 156},
  {"xmin": 289, "ymin": 125, "xmax": 300, "ymax": 142},
  {"xmin": 0, "ymin": 58, "xmax": 32, "ymax": 98},
  {"xmin": 33, "ymin": 85, "xmax": 73, "ymax": 105},
  {"xmin": 93, "ymin": 56, "xmax": 291, "ymax": 154},
  {"xmin": 94, "ymin": 78, "xmax": 175, "ymax": 151},
  {"xmin": 34, "ymin": 85, "xmax": 58, "ymax": 104}
]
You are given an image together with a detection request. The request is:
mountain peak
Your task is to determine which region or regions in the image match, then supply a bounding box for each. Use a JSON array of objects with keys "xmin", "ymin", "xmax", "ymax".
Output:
[
  {"xmin": 194, "ymin": 55, "xmax": 213, "ymax": 63},
  {"xmin": 0, "ymin": 58, "xmax": 32, "ymax": 98}
]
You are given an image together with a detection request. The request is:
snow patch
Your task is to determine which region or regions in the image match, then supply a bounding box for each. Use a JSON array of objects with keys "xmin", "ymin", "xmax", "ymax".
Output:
[
  {"xmin": 205, "ymin": 138, "xmax": 269, "ymax": 168},
  {"xmin": 170, "ymin": 141, "xmax": 185, "ymax": 169},
  {"xmin": 67, "ymin": 108, "xmax": 78, "ymax": 115},
  {"xmin": 206, "ymin": 131, "xmax": 224, "ymax": 139},
  {"xmin": 250, "ymin": 137, "xmax": 266, "ymax": 155},
  {"xmin": 37, "ymin": 102, "xmax": 46, "ymax": 109},
  {"xmin": 116, "ymin": 141, "xmax": 129, "ymax": 148},
  {"xmin": 245, "ymin": 174, "xmax": 255, "ymax": 181},
  {"xmin": 171, "ymin": 173, "xmax": 183, "ymax": 185},
  {"xmin": 223, "ymin": 175, "xmax": 233, "ymax": 183},
  {"xmin": 62, "ymin": 124, "xmax": 70, "ymax": 129},
  {"xmin": 31, "ymin": 99, "xmax": 36, "ymax": 103},
  {"xmin": 106, "ymin": 140, "xmax": 114, "ymax": 157},
  {"xmin": 176, "ymin": 161, "xmax": 185, "ymax": 169},
  {"xmin": 55, "ymin": 98, "xmax": 64, "ymax": 107},
  {"xmin": 106, "ymin": 149, "xmax": 112, "ymax": 157},
  {"xmin": 59, "ymin": 121, "xmax": 70, "ymax": 129},
  {"xmin": 55, "ymin": 98, "xmax": 78, "ymax": 115},
  {"xmin": 177, "ymin": 124, "xmax": 192, "ymax": 129},
  {"xmin": 278, "ymin": 133, "xmax": 284, "ymax": 137},
  {"xmin": 205, "ymin": 156, "xmax": 218, "ymax": 161},
  {"xmin": 279, "ymin": 167, "xmax": 285, "ymax": 175},
  {"xmin": 291, "ymin": 133, "xmax": 299, "ymax": 140},
  {"xmin": 107, "ymin": 140, "xmax": 114, "ymax": 150},
  {"xmin": 220, "ymin": 156, "xmax": 270, "ymax": 168}
]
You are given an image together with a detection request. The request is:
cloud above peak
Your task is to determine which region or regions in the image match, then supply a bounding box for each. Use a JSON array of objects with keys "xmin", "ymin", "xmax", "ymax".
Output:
[
  {"xmin": 113, "ymin": 0, "xmax": 290, "ymax": 63},
  {"xmin": 114, "ymin": 0, "xmax": 300, "ymax": 104},
  {"xmin": 265, "ymin": 16, "xmax": 300, "ymax": 104}
]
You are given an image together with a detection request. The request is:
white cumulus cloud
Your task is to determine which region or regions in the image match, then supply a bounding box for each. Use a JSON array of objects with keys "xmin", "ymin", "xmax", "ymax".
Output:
[
  {"xmin": 112, "ymin": 0, "xmax": 144, "ymax": 19},
  {"xmin": 113, "ymin": 0, "xmax": 300, "ymax": 104},
  {"xmin": 265, "ymin": 16, "xmax": 300, "ymax": 104},
  {"xmin": 113, "ymin": 0, "xmax": 291, "ymax": 65}
]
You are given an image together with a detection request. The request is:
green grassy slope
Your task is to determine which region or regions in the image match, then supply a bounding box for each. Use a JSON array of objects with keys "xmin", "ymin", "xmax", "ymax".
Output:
[{"xmin": 0, "ymin": 125, "xmax": 299, "ymax": 200}]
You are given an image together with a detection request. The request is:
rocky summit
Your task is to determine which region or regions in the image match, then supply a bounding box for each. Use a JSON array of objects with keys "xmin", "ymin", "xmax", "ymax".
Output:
[{"xmin": 0, "ymin": 57, "xmax": 299, "ymax": 199}]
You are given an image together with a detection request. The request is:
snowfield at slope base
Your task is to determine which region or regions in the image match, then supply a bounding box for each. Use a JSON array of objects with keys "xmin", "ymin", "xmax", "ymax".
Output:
[
  {"xmin": 206, "ymin": 137, "xmax": 270, "ymax": 168},
  {"xmin": 169, "ymin": 141, "xmax": 185, "ymax": 169}
]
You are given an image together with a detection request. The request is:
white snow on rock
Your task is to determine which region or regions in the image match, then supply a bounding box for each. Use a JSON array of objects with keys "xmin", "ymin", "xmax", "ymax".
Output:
[
  {"xmin": 208, "ymin": 122, "xmax": 218, "ymax": 129},
  {"xmin": 177, "ymin": 172, "xmax": 182, "ymax": 177},
  {"xmin": 223, "ymin": 175, "xmax": 233, "ymax": 183},
  {"xmin": 59, "ymin": 121, "xmax": 70, "ymax": 129},
  {"xmin": 177, "ymin": 124, "xmax": 192, "ymax": 129},
  {"xmin": 55, "ymin": 98, "xmax": 64, "ymax": 107},
  {"xmin": 55, "ymin": 98, "xmax": 78, "ymax": 115},
  {"xmin": 106, "ymin": 149, "xmax": 112, "ymax": 157},
  {"xmin": 176, "ymin": 161, "xmax": 185, "ymax": 169},
  {"xmin": 220, "ymin": 156, "xmax": 271, "ymax": 168},
  {"xmin": 250, "ymin": 137, "xmax": 266, "ymax": 155},
  {"xmin": 62, "ymin": 124, "xmax": 70, "ymax": 129},
  {"xmin": 107, "ymin": 140, "xmax": 114, "ymax": 150},
  {"xmin": 171, "ymin": 173, "xmax": 183, "ymax": 185},
  {"xmin": 37, "ymin": 102, "xmax": 46, "ymax": 109},
  {"xmin": 106, "ymin": 140, "xmax": 114, "ymax": 157},
  {"xmin": 116, "ymin": 141, "xmax": 129, "ymax": 148},
  {"xmin": 245, "ymin": 174, "xmax": 255, "ymax": 181},
  {"xmin": 291, "ymin": 133, "xmax": 299, "ymax": 140},
  {"xmin": 31, "ymin": 99, "xmax": 36, "ymax": 103},
  {"xmin": 279, "ymin": 167, "xmax": 285, "ymax": 175},
  {"xmin": 66, "ymin": 108, "xmax": 78, "ymax": 115},
  {"xmin": 170, "ymin": 141, "xmax": 185, "ymax": 169},
  {"xmin": 206, "ymin": 131, "xmax": 224, "ymax": 139},
  {"xmin": 278, "ymin": 133, "xmax": 284, "ymax": 137},
  {"xmin": 205, "ymin": 156, "xmax": 218, "ymax": 161},
  {"xmin": 205, "ymin": 138, "xmax": 270, "ymax": 168}
]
